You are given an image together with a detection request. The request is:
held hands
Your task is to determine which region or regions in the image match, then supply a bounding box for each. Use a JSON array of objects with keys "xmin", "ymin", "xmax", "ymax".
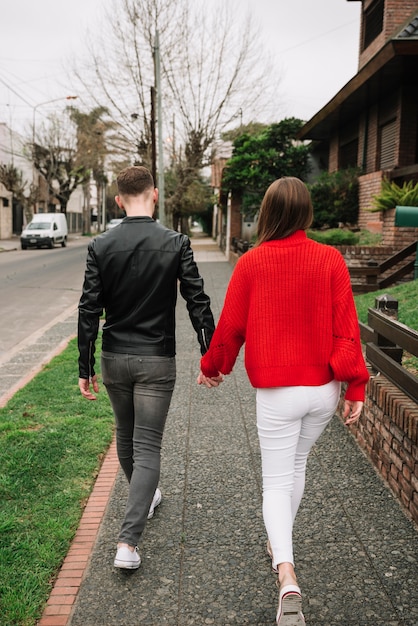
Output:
[
  {"xmin": 197, "ymin": 370, "xmax": 224, "ymax": 388},
  {"xmin": 79, "ymin": 375, "xmax": 99, "ymax": 401},
  {"xmin": 342, "ymin": 400, "xmax": 363, "ymax": 425}
]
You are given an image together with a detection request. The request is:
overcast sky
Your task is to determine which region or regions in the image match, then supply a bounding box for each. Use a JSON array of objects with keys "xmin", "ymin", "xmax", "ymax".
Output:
[{"xmin": 0, "ymin": 0, "xmax": 361, "ymax": 134}]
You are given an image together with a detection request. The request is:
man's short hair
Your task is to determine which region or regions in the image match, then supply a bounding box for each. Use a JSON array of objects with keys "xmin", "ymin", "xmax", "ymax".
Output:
[{"xmin": 116, "ymin": 166, "xmax": 154, "ymax": 196}]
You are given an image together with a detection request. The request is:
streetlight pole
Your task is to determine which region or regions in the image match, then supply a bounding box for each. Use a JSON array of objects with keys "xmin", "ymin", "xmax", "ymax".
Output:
[
  {"xmin": 32, "ymin": 96, "xmax": 78, "ymax": 148},
  {"xmin": 154, "ymin": 31, "xmax": 165, "ymax": 226}
]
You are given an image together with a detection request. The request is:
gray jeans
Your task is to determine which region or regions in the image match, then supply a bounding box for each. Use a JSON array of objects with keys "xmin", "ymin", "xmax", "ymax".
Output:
[{"xmin": 101, "ymin": 352, "xmax": 176, "ymax": 546}]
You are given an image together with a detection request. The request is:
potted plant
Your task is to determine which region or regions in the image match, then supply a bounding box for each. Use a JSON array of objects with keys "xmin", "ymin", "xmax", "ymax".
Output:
[{"xmin": 372, "ymin": 178, "xmax": 418, "ymax": 211}]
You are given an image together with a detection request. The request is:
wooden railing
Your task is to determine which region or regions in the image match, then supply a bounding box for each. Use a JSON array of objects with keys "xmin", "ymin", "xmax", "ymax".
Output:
[
  {"xmin": 359, "ymin": 300, "xmax": 418, "ymax": 404},
  {"xmin": 350, "ymin": 240, "xmax": 417, "ymax": 293}
]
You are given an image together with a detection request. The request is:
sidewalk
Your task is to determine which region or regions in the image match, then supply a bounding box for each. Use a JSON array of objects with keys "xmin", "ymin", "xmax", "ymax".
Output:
[
  {"xmin": 2, "ymin": 237, "xmax": 417, "ymax": 625},
  {"xmin": 0, "ymin": 236, "xmax": 19, "ymax": 252}
]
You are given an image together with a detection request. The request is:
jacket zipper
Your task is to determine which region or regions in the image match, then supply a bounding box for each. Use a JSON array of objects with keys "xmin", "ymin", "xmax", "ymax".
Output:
[
  {"xmin": 201, "ymin": 328, "xmax": 209, "ymax": 352},
  {"xmin": 88, "ymin": 340, "xmax": 93, "ymax": 378}
]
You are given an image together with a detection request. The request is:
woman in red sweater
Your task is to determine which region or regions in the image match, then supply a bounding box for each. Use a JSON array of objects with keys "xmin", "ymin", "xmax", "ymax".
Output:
[{"xmin": 198, "ymin": 177, "xmax": 369, "ymax": 626}]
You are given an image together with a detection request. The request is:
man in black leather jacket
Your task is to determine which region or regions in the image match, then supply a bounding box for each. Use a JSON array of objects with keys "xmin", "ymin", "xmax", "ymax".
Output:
[{"xmin": 78, "ymin": 165, "xmax": 218, "ymax": 570}]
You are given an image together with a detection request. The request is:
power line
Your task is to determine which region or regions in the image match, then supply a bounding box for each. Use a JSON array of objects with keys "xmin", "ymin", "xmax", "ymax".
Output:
[
  {"xmin": 0, "ymin": 75, "xmax": 34, "ymax": 108},
  {"xmin": 276, "ymin": 19, "xmax": 358, "ymax": 55}
]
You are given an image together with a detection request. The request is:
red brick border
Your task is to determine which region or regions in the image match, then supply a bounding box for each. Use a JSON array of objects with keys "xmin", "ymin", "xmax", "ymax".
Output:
[{"xmin": 38, "ymin": 437, "xmax": 119, "ymax": 626}]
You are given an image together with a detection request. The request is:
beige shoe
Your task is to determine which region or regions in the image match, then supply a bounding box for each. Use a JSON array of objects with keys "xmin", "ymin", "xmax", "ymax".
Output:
[{"xmin": 276, "ymin": 584, "xmax": 305, "ymax": 625}]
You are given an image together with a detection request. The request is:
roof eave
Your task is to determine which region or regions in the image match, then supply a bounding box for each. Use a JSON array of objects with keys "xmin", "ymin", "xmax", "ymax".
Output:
[{"xmin": 298, "ymin": 38, "xmax": 418, "ymax": 142}]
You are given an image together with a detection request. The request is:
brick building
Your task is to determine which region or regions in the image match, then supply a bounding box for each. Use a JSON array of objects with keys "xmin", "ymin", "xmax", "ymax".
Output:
[{"xmin": 299, "ymin": 0, "xmax": 418, "ymax": 246}]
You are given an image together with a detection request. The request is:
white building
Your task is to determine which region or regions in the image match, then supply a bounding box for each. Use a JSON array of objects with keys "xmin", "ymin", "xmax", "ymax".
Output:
[{"xmin": 0, "ymin": 123, "xmax": 34, "ymax": 237}]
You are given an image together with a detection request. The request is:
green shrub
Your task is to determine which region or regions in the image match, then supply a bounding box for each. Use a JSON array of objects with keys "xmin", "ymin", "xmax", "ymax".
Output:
[
  {"xmin": 308, "ymin": 168, "xmax": 360, "ymax": 228},
  {"xmin": 355, "ymin": 230, "xmax": 382, "ymax": 245},
  {"xmin": 308, "ymin": 229, "xmax": 359, "ymax": 245}
]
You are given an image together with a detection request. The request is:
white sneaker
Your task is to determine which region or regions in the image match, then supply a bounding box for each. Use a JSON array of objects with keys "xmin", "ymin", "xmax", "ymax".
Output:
[
  {"xmin": 114, "ymin": 546, "xmax": 141, "ymax": 569},
  {"xmin": 147, "ymin": 488, "xmax": 162, "ymax": 519}
]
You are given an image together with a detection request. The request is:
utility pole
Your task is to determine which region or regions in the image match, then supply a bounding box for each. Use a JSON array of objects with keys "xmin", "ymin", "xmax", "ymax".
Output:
[
  {"xmin": 154, "ymin": 30, "xmax": 165, "ymax": 226},
  {"xmin": 150, "ymin": 86, "xmax": 157, "ymax": 184}
]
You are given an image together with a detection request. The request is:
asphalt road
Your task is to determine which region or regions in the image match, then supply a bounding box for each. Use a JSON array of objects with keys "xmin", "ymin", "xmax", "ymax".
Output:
[{"xmin": 0, "ymin": 236, "xmax": 89, "ymax": 358}]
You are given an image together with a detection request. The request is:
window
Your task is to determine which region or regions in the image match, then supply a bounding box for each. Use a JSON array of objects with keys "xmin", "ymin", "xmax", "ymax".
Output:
[
  {"xmin": 363, "ymin": 0, "xmax": 384, "ymax": 50},
  {"xmin": 340, "ymin": 139, "xmax": 359, "ymax": 169},
  {"xmin": 415, "ymin": 115, "xmax": 418, "ymax": 164},
  {"xmin": 339, "ymin": 120, "xmax": 359, "ymax": 169},
  {"xmin": 379, "ymin": 119, "xmax": 396, "ymax": 169}
]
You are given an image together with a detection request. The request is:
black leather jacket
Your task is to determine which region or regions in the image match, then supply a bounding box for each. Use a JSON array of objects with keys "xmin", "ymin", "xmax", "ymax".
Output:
[{"xmin": 78, "ymin": 216, "xmax": 215, "ymax": 379}]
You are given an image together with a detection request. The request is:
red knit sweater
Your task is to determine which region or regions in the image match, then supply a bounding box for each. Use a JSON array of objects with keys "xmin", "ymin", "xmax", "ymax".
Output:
[{"xmin": 201, "ymin": 231, "xmax": 369, "ymax": 401}]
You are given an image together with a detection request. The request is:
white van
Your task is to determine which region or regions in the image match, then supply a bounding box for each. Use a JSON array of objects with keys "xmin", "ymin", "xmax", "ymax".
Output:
[{"xmin": 20, "ymin": 213, "xmax": 68, "ymax": 250}]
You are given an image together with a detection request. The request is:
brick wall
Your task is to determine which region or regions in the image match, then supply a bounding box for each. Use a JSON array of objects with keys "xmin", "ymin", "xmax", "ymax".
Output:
[
  {"xmin": 384, "ymin": 0, "xmax": 418, "ymax": 36},
  {"xmin": 230, "ymin": 195, "xmax": 242, "ymax": 242},
  {"xmin": 340, "ymin": 375, "xmax": 418, "ymax": 525},
  {"xmin": 382, "ymin": 208, "xmax": 418, "ymax": 246},
  {"xmin": 328, "ymin": 136, "xmax": 339, "ymax": 173},
  {"xmin": 334, "ymin": 244, "xmax": 396, "ymax": 262},
  {"xmin": 358, "ymin": 171, "xmax": 383, "ymax": 230},
  {"xmin": 211, "ymin": 158, "xmax": 228, "ymax": 189}
]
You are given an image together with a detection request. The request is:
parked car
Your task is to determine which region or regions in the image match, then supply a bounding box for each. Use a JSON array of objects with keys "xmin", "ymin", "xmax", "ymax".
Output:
[
  {"xmin": 106, "ymin": 218, "xmax": 123, "ymax": 230},
  {"xmin": 20, "ymin": 213, "xmax": 68, "ymax": 249}
]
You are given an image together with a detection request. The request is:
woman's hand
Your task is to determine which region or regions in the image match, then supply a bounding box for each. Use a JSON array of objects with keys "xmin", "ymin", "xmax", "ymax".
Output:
[
  {"xmin": 342, "ymin": 400, "xmax": 363, "ymax": 425},
  {"xmin": 197, "ymin": 371, "xmax": 224, "ymax": 388}
]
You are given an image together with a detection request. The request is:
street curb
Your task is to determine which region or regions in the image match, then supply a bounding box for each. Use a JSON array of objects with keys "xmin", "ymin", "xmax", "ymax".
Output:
[{"xmin": 38, "ymin": 437, "xmax": 119, "ymax": 626}]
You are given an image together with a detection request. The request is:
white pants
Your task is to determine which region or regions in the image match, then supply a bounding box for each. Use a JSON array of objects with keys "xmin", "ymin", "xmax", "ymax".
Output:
[{"xmin": 256, "ymin": 380, "xmax": 340, "ymax": 569}]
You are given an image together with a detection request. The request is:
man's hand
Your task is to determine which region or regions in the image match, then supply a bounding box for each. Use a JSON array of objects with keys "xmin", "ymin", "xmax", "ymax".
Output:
[
  {"xmin": 79, "ymin": 375, "xmax": 99, "ymax": 401},
  {"xmin": 197, "ymin": 371, "xmax": 224, "ymax": 388},
  {"xmin": 342, "ymin": 400, "xmax": 363, "ymax": 425}
]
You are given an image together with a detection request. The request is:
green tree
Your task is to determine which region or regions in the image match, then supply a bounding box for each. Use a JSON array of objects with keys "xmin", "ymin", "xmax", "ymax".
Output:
[
  {"xmin": 222, "ymin": 118, "xmax": 311, "ymax": 215},
  {"xmin": 165, "ymin": 163, "xmax": 212, "ymax": 234},
  {"xmin": 221, "ymin": 122, "xmax": 268, "ymax": 143},
  {"xmin": 0, "ymin": 163, "xmax": 38, "ymax": 223},
  {"xmin": 69, "ymin": 107, "xmax": 115, "ymax": 232}
]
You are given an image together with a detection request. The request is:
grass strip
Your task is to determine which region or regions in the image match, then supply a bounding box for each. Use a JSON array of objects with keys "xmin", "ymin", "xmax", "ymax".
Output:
[
  {"xmin": 0, "ymin": 337, "xmax": 113, "ymax": 626},
  {"xmin": 354, "ymin": 280, "xmax": 418, "ymax": 373}
]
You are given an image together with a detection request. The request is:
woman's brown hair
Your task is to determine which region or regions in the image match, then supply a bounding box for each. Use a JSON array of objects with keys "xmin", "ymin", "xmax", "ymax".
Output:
[{"xmin": 256, "ymin": 177, "xmax": 313, "ymax": 245}]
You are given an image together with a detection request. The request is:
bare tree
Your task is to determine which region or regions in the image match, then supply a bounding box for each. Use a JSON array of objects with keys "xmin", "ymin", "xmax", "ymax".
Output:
[
  {"xmin": 73, "ymin": 0, "xmax": 184, "ymax": 169},
  {"xmin": 72, "ymin": 0, "xmax": 276, "ymax": 228},
  {"xmin": 31, "ymin": 113, "xmax": 90, "ymax": 214}
]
